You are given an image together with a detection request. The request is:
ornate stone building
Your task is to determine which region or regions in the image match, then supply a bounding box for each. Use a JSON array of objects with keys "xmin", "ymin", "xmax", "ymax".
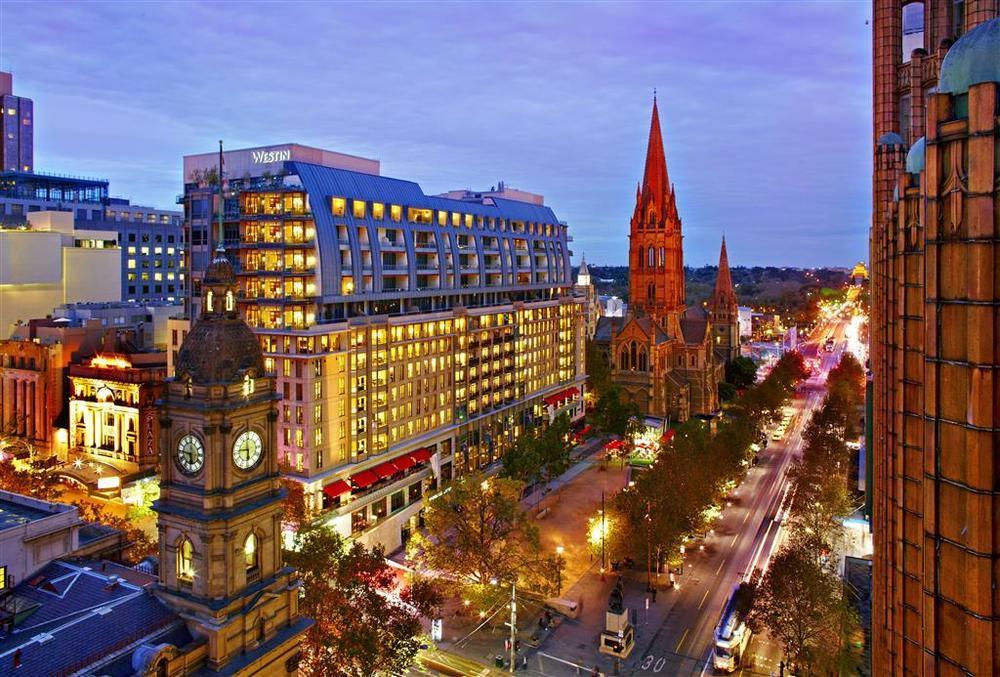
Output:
[
  {"xmin": 575, "ymin": 254, "xmax": 601, "ymax": 340},
  {"xmin": 869, "ymin": 5, "xmax": 999, "ymax": 675},
  {"xmin": 153, "ymin": 249, "xmax": 310, "ymax": 673},
  {"xmin": 594, "ymin": 99, "xmax": 736, "ymax": 422}
]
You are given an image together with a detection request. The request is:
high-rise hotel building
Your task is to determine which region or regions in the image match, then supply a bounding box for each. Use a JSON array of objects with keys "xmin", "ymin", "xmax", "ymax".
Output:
[
  {"xmin": 870, "ymin": 2, "xmax": 998, "ymax": 674},
  {"xmin": 178, "ymin": 144, "xmax": 586, "ymax": 551}
]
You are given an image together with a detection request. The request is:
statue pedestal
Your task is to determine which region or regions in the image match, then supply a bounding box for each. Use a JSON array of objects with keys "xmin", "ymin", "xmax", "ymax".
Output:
[{"xmin": 598, "ymin": 609, "xmax": 635, "ymax": 658}]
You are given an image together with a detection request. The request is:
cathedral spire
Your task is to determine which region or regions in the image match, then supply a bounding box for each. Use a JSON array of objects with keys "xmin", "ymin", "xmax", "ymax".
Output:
[
  {"xmin": 641, "ymin": 95, "xmax": 670, "ymax": 206},
  {"xmin": 711, "ymin": 236, "xmax": 738, "ymax": 311}
]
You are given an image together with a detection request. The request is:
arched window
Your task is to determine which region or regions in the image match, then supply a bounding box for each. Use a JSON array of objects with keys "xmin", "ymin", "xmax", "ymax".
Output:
[
  {"xmin": 901, "ymin": 2, "xmax": 924, "ymax": 62},
  {"xmin": 225, "ymin": 290, "xmax": 235, "ymax": 311},
  {"xmin": 177, "ymin": 537, "xmax": 195, "ymax": 583},
  {"xmin": 648, "ymin": 282, "xmax": 655, "ymax": 301},
  {"xmin": 638, "ymin": 349, "xmax": 648, "ymax": 372},
  {"xmin": 244, "ymin": 532, "xmax": 259, "ymax": 580},
  {"xmin": 647, "ymin": 247, "xmax": 655, "ymax": 267},
  {"xmin": 659, "ymin": 247, "xmax": 665, "ymax": 267},
  {"xmin": 630, "ymin": 343, "xmax": 637, "ymax": 371},
  {"xmin": 206, "ymin": 290, "xmax": 214, "ymax": 312},
  {"xmin": 619, "ymin": 347, "xmax": 629, "ymax": 371}
]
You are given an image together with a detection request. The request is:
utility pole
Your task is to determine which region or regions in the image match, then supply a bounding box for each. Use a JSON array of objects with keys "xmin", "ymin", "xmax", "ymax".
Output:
[
  {"xmin": 509, "ymin": 579, "xmax": 517, "ymax": 673},
  {"xmin": 601, "ymin": 491, "xmax": 606, "ymax": 580}
]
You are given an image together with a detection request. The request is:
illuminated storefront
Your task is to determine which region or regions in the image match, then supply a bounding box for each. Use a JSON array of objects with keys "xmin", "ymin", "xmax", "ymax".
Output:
[{"xmin": 68, "ymin": 352, "xmax": 165, "ymax": 488}]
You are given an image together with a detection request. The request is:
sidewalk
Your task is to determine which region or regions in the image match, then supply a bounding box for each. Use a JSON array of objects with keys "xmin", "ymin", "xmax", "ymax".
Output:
[{"xmin": 433, "ymin": 438, "xmax": 631, "ymax": 673}]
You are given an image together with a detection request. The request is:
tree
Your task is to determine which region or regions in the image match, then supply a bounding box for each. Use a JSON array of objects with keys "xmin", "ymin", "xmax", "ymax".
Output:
[
  {"xmin": 0, "ymin": 453, "xmax": 61, "ymax": 501},
  {"xmin": 501, "ymin": 413, "xmax": 571, "ymax": 488},
  {"xmin": 726, "ymin": 356, "xmax": 758, "ymax": 390},
  {"xmin": 408, "ymin": 473, "xmax": 561, "ymax": 606},
  {"xmin": 286, "ymin": 524, "xmax": 441, "ymax": 677},
  {"xmin": 74, "ymin": 500, "xmax": 156, "ymax": 565},
  {"xmin": 592, "ymin": 387, "xmax": 639, "ymax": 437},
  {"xmin": 748, "ymin": 537, "xmax": 860, "ymax": 674},
  {"xmin": 281, "ymin": 478, "xmax": 308, "ymax": 532},
  {"xmin": 585, "ymin": 340, "xmax": 612, "ymax": 398},
  {"xmin": 718, "ymin": 381, "xmax": 738, "ymax": 403}
]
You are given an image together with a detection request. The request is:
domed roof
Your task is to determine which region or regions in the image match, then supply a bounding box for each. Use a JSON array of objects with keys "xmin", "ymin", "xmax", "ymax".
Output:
[
  {"xmin": 905, "ymin": 136, "xmax": 926, "ymax": 174},
  {"xmin": 204, "ymin": 248, "xmax": 236, "ymax": 285},
  {"xmin": 175, "ymin": 317, "xmax": 264, "ymax": 385},
  {"xmin": 939, "ymin": 17, "xmax": 1000, "ymax": 94},
  {"xmin": 877, "ymin": 132, "xmax": 904, "ymax": 146}
]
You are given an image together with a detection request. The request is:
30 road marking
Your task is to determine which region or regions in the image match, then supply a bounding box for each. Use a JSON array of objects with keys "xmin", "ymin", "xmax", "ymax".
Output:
[
  {"xmin": 698, "ymin": 588, "xmax": 711, "ymax": 610},
  {"xmin": 675, "ymin": 628, "xmax": 690, "ymax": 653},
  {"xmin": 715, "ymin": 559, "xmax": 725, "ymax": 575}
]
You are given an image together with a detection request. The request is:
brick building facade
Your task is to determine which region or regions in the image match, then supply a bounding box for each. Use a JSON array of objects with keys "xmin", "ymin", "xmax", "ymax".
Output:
[{"xmin": 870, "ymin": 3, "xmax": 999, "ymax": 674}]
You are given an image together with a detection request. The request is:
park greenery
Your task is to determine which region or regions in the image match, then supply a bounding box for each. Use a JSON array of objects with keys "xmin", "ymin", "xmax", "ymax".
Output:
[
  {"xmin": 500, "ymin": 412, "xmax": 572, "ymax": 490},
  {"xmin": 286, "ymin": 523, "xmax": 442, "ymax": 677},
  {"xmin": 748, "ymin": 353, "xmax": 865, "ymax": 674},
  {"xmin": 407, "ymin": 472, "xmax": 563, "ymax": 607},
  {"xmin": 603, "ymin": 351, "xmax": 807, "ymax": 567}
]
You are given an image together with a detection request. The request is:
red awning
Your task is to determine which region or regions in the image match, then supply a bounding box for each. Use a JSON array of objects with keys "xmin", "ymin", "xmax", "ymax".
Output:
[
  {"xmin": 373, "ymin": 461, "xmax": 398, "ymax": 480},
  {"xmin": 351, "ymin": 469, "xmax": 378, "ymax": 489},
  {"xmin": 544, "ymin": 386, "xmax": 581, "ymax": 406},
  {"xmin": 322, "ymin": 480, "xmax": 352, "ymax": 499},
  {"xmin": 604, "ymin": 439, "xmax": 625, "ymax": 450},
  {"xmin": 394, "ymin": 454, "xmax": 416, "ymax": 471},
  {"xmin": 660, "ymin": 429, "xmax": 677, "ymax": 444},
  {"xmin": 410, "ymin": 448, "xmax": 433, "ymax": 464},
  {"xmin": 579, "ymin": 424, "xmax": 593, "ymax": 436}
]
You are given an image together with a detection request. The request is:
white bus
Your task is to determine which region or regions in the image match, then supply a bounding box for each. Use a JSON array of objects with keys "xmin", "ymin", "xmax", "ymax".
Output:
[{"xmin": 713, "ymin": 583, "xmax": 754, "ymax": 673}]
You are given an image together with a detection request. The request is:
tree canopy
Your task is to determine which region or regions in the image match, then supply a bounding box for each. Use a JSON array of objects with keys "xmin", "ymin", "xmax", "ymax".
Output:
[
  {"xmin": 286, "ymin": 524, "xmax": 441, "ymax": 677},
  {"xmin": 407, "ymin": 473, "xmax": 561, "ymax": 606}
]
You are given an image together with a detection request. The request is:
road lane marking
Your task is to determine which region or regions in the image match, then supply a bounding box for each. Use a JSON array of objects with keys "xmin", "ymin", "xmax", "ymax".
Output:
[
  {"xmin": 675, "ymin": 628, "xmax": 690, "ymax": 653},
  {"xmin": 715, "ymin": 558, "xmax": 725, "ymax": 575},
  {"xmin": 730, "ymin": 534, "xmax": 738, "ymax": 547},
  {"xmin": 743, "ymin": 510, "xmax": 750, "ymax": 524},
  {"xmin": 698, "ymin": 588, "xmax": 710, "ymax": 610}
]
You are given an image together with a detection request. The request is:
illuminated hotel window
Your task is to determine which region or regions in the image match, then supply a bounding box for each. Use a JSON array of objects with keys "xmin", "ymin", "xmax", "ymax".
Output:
[
  {"xmin": 438, "ymin": 211, "xmax": 447, "ymax": 226},
  {"xmin": 353, "ymin": 200, "xmax": 366, "ymax": 219},
  {"xmin": 373, "ymin": 202, "xmax": 384, "ymax": 220},
  {"xmin": 154, "ymin": 273, "xmax": 163, "ymax": 281},
  {"xmin": 390, "ymin": 205, "xmax": 402, "ymax": 222},
  {"xmin": 451, "ymin": 212, "xmax": 460, "ymax": 227},
  {"xmin": 127, "ymin": 259, "xmax": 136, "ymax": 269},
  {"xmin": 465, "ymin": 214, "xmax": 473, "ymax": 228},
  {"xmin": 331, "ymin": 197, "xmax": 346, "ymax": 217}
]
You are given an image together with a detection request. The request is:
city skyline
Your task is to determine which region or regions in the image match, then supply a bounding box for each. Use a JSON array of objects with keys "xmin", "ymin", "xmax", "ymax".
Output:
[{"xmin": 1, "ymin": 0, "xmax": 872, "ymax": 267}]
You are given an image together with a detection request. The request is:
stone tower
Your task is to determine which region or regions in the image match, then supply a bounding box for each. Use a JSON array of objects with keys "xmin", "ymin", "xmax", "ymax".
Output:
[
  {"xmin": 708, "ymin": 237, "xmax": 739, "ymax": 364},
  {"xmin": 154, "ymin": 248, "xmax": 309, "ymax": 672},
  {"xmin": 869, "ymin": 6, "xmax": 999, "ymax": 675},
  {"xmin": 628, "ymin": 97, "xmax": 684, "ymax": 325}
]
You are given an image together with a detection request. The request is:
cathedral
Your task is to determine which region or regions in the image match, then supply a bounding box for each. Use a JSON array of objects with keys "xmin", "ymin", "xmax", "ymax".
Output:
[{"xmin": 594, "ymin": 98, "xmax": 738, "ymax": 423}]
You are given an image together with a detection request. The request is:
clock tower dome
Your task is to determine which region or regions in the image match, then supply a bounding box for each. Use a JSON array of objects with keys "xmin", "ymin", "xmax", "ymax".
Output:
[{"xmin": 154, "ymin": 246, "xmax": 310, "ymax": 673}]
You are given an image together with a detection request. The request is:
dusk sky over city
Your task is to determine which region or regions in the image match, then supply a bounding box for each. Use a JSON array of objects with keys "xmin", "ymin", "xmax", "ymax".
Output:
[{"xmin": 1, "ymin": 0, "xmax": 872, "ymax": 267}]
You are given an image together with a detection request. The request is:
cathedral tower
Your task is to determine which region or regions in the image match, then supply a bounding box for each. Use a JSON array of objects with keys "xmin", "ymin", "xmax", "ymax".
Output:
[
  {"xmin": 708, "ymin": 237, "xmax": 740, "ymax": 363},
  {"xmin": 153, "ymin": 247, "xmax": 309, "ymax": 672},
  {"xmin": 628, "ymin": 96, "xmax": 685, "ymax": 324}
]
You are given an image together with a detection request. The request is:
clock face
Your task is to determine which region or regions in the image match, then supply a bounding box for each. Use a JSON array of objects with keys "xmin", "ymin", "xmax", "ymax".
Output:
[
  {"xmin": 232, "ymin": 430, "xmax": 263, "ymax": 470},
  {"xmin": 176, "ymin": 434, "xmax": 204, "ymax": 474}
]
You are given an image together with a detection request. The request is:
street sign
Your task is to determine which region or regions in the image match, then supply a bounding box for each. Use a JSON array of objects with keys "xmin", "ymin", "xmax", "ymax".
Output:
[{"xmin": 431, "ymin": 618, "xmax": 442, "ymax": 641}]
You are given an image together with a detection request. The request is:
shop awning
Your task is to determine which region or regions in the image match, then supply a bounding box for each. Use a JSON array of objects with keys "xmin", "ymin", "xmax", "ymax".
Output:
[
  {"xmin": 660, "ymin": 429, "xmax": 677, "ymax": 444},
  {"xmin": 409, "ymin": 448, "xmax": 433, "ymax": 464},
  {"xmin": 322, "ymin": 480, "xmax": 352, "ymax": 498},
  {"xmin": 350, "ymin": 469, "xmax": 379, "ymax": 489},
  {"xmin": 373, "ymin": 461, "xmax": 399, "ymax": 480},
  {"xmin": 393, "ymin": 454, "xmax": 416, "ymax": 472},
  {"xmin": 604, "ymin": 439, "xmax": 625, "ymax": 451},
  {"xmin": 543, "ymin": 386, "xmax": 580, "ymax": 406},
  {"xmin": 578, "ymin": 424, "xmax": 593, "ymax": 436}
]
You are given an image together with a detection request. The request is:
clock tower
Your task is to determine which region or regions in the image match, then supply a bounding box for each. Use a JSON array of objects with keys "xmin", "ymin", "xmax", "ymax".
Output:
[{"xmin": 154, "ymin": 247, "xmax": 310, "ymax": 673}]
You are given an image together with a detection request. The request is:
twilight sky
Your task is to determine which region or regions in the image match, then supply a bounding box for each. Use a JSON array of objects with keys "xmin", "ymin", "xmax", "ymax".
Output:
[{"xmin": 0, "ymin": 1, "xmax": 872, "ymax": 267}]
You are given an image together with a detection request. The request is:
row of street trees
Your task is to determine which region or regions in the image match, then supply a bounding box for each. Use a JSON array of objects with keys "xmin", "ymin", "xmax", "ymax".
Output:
[
  {"xmin": 748, "ymin": 353, "xmax": 865, "ymax": 674},
  {"xmin": 604, "ymin": 351, "xmax": 808, "ymax": 572},
  {"xmin": 500, "ymin": 412, "xmax": 572, "ymax": 491}
]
